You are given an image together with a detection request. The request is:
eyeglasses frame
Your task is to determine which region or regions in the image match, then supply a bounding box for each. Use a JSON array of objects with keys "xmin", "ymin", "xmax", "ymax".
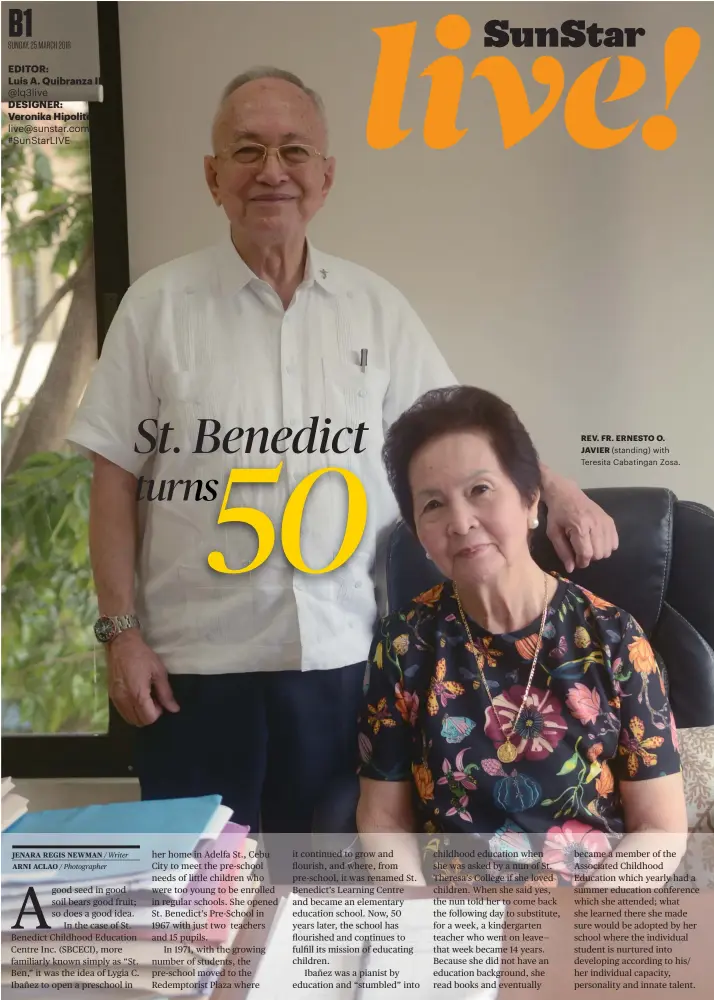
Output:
[{"xmin": 213, "ymin": 141, "xmax": 326, "ymax": 169}]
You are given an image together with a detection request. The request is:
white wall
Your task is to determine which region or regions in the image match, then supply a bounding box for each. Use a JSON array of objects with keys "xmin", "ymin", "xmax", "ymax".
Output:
[{"xmin": 117, "ymin": 0, "xmax": 714, "ymax": 506}]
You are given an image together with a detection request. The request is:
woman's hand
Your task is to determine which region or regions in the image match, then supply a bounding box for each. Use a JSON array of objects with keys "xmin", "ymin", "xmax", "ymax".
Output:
[
  {"xmin": 580, "ymin": 772, "xmax": 689, "ymax": 887},
  {"xmin": 516, "ymin": 870, "xmax": 559, "ymax": 891},
  {"xmin": 356, "ymin": 778, "xmax": 427, "ymax": 886}
]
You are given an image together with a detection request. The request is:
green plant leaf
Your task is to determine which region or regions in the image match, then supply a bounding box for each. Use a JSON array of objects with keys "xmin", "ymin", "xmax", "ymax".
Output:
[{"xmin": 556, "ymin": 752, "xmax": 580, "ymax": 776}]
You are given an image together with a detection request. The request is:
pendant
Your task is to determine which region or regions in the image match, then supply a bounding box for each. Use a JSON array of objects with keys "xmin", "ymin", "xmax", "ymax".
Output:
[{"xmin": 497, "ymin": 740, "xmax": 518, "ymax": 763}]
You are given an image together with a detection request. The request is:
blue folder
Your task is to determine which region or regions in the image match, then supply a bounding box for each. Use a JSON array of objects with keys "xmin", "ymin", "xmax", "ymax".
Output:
[{"xmin": 6, "ymin": 794, "xmax": 222, "ymax": 835}]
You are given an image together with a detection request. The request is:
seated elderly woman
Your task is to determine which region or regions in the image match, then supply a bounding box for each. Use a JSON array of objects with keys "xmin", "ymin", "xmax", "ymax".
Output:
[{"xmin": 356, "ymin": 386, "xmax": 687, "ymax": 882}]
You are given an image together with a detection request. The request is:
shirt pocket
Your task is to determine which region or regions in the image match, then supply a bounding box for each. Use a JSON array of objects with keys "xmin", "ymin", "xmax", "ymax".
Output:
[
  {"xmin": 321, "ymin": 359, "xmax": 389, "ymax": 470},
  {"xmin": 158, "ymin": 369, "xmax": 217, "ymax": 452}
]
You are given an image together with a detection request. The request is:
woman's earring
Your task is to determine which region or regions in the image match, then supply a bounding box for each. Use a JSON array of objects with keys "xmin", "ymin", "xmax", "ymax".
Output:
[
  {"xmin": 530, "ymin": 517, "xmax": 539, "ymax": 530},
  {"xmin": 424, "ymin": 550, "xmax": 432, "ymax": 561}
]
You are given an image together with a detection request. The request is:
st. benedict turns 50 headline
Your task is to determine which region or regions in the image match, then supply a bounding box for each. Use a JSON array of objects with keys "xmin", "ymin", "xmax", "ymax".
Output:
[{"xmin": 135, "ymin": 416, "xmax": 368, "ymax": 459}]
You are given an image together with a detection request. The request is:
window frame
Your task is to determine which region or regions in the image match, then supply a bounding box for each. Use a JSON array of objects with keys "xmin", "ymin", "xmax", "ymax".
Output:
[{"xmin": 2, "ymin": 2, "xmax": 135, "ymax": 779}]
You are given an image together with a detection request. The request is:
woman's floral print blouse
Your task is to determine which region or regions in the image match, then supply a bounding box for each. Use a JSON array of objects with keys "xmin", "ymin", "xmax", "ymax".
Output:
[{"xmin": 357, "ymin": 574, "xmax": 681, "ymax": 841}]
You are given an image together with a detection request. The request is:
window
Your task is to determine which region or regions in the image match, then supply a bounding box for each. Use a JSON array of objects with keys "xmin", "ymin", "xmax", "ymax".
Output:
[{"xmin": 2, "ymin": 3, "xmax": 134, "ymax": 777}]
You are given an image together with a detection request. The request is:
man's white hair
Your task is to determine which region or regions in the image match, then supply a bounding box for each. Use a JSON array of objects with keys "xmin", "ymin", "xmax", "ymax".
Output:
[{"xmin": 211, "ymin": 66, "xmax": 328, "ymax": 151}]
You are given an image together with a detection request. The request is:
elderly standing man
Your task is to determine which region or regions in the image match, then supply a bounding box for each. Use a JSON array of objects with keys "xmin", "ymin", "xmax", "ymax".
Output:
[{"xmin": 67, "ymin": 67, "xmax": 617, "ymax": 835}]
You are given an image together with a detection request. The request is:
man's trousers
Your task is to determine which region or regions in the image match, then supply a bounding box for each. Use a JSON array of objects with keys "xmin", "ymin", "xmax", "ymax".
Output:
[{"xmin": 134, "ymin": 662, "xmax": 365, "ymax": 835}]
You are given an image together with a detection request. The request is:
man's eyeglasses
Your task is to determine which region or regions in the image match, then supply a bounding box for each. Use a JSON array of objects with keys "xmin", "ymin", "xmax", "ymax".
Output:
[{"xmin": 217, "ymin": 142, "xmax": 325, "ymax": 168}]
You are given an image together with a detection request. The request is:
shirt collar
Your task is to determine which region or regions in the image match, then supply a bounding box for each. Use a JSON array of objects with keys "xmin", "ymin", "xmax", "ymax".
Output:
[
  {"xmin": 215, "ymin": 231, "xmax": 341, "ymax": 298},
  {"xmin": 215, "ymin": 232, "xmax": 254, "ymax": 296}
]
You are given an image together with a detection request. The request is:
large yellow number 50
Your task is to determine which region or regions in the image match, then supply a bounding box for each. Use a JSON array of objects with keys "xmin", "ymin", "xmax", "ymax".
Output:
[{"xmin": 208, "ymin": 463, "xmax": 368, "ymax": 575}]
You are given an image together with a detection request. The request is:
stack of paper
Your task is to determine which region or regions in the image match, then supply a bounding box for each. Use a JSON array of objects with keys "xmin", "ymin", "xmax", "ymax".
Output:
[
  {"xmin": 1, "ymin": 776, "xmax": 28, "ymax": 831},
  {"xmin": 1, "ymin": 795, "xmax": 261, "ymax": 996}
]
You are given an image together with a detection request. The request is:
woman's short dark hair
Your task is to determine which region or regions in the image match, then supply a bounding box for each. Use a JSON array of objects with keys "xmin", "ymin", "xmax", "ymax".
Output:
[{"xmin": 382, "ymin": 385, "xmax": 542, "ymax": 532}]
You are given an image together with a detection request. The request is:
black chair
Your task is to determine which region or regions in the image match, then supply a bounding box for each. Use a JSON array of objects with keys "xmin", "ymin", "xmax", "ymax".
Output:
[{"xmin": 312, "ymin": 487, "xmax": 714, "ymax": 835}]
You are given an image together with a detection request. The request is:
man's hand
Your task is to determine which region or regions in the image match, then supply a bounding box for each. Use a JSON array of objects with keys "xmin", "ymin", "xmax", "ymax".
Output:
[
  {"xmin": 540, "ymin": 470, "xmax": 619, "ymax": 573},
  {"xmin": 107, "ymin": 630, "xmax": 180, "ymax": 727}
]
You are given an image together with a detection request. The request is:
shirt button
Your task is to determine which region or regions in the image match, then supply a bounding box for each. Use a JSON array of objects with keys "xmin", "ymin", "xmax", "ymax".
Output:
[
  {"xmin": 358, "ymin": 389, "xmax": 367, "ymax": 398},
  {"xmin": 354, "ymin": 581, "xmax": 362, "ymax": 589},
  {"xmin": 285, "ymin": 365, "xmax": 294, "ymax": 375}
]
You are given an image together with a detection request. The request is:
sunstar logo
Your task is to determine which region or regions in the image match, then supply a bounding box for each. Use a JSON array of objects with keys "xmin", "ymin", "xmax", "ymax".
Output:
[{"xmin": 366, "ymin": 15, "xmax": 701, "ymax": 151}]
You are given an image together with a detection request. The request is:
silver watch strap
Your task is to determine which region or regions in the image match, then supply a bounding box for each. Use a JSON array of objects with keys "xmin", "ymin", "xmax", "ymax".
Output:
[{"xmin": 113, "ymin": 614, "xmax": 140, "ymax": 632}]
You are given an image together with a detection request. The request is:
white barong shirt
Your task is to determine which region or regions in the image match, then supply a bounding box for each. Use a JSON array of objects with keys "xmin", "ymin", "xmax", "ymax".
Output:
[{"xmin": 68, "ymin": 236, "xmax": 455, "ymax": 674}]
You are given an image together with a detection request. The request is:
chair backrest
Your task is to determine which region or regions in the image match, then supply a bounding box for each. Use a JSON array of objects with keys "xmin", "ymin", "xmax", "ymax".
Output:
[{"xmin": 386, "ymin": 487, "xmax": 714, "ymax": 729}]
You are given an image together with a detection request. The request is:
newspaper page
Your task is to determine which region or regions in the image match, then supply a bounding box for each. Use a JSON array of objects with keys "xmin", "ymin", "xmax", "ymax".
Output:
[{"xmin": 2, "ymin": 2, "xmax": 713, "ymax": 999}]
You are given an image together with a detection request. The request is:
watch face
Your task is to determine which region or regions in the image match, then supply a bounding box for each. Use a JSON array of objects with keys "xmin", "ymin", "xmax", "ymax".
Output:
[{"xmin": 94, "ymin": 616, "xmax": 118, "ymax": 643}]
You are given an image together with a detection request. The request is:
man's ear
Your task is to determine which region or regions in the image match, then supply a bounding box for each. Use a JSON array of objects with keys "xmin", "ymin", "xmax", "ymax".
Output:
[
  {"xmin": 322, "ymin": 156, "xmax": 336, "ymax": 198},
  {"xmin": 204, "ymin": 155, "xmax": 222, "ymax": 206}
]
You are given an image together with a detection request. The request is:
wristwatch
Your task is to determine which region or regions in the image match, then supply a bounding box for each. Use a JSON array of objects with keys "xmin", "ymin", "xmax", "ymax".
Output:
[{"xmin": 94, "ymin": 614, "xmax": 141, "ymax": 644}]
